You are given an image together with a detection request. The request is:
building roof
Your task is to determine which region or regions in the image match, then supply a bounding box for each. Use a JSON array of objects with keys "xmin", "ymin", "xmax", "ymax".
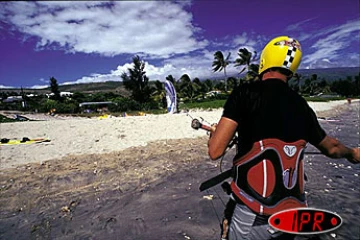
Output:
[{"xmin": 79, "ymin": 101, "xmax": 114, "ymax": 107}]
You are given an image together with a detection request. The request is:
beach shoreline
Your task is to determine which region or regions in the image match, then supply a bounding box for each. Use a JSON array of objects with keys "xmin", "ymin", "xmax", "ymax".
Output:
[{"xmin": 1, "ymin": 99, "xmax": 358, "ymax": 169}]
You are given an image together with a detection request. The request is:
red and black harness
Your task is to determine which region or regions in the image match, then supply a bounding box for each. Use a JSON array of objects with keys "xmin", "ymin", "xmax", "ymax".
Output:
[
  {"xmin": 231, "ymin": 138, "xmax": 307, "ymax": 215},
  {"xmin": 200, "ymin": 138, "xmax": 308, "ymax": 216}
]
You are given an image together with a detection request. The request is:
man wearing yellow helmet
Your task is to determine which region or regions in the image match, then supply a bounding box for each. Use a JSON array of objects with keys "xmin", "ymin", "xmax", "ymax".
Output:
[
  {"xmin": 207, "ymin": 36, "xmax": 360, "ymax": 239},
  {"xmin": 259, "ymin": 36, "xmax": 302, "ymax": 79}
]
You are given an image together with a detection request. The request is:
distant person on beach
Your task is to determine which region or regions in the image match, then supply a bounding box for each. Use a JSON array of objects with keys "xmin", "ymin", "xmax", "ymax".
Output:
[{"xmin": 207, "ymin": 36, "xmax": 360, "ymax": 240}]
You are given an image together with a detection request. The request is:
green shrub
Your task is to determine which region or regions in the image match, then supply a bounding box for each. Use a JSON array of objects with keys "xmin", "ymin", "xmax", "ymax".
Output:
[
  {"xmin": 141, "ymin": 101, "xmax": 159, "ymax": 111},
  {"xmin": 38, "ymin": 99, "xmax": 79, "ymax": 113},
  {"xmin": 108, "ymin": 98, "xmax": 141, "ymax": 112}
]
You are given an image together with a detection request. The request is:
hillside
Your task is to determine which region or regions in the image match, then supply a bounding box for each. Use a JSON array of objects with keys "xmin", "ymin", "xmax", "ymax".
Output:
[
  {"xmin": 1, "ymin": 67, "xmax": 358, "ymax": 95},
  {"xmin": 58, "ymin": 81, "xmax": 128, "ymax": 94},
  {"xmin": 297, "ymin": 67, "xmax": 359, "ymax": 81},
  {"xmin": 202, "ymin": 67, "xmax": 359, "ymax": 83},
  {"xmin": 0, "ymin": 81, "xmax": 130, "ymax": 96}
]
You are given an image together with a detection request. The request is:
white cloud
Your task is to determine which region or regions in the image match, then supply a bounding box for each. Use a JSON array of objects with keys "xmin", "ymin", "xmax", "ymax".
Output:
[
  {"xmin": 233, "ymin": 32, "xmax": 257, "ymax": 48},
  {"xmin": 233, "ymin": 33, "xmax": 248, "ymax": 46},
  {"xmin": 30, "ymin": 85, "xmax": 48, "ymax": 89},
  {"xmin": 285, "ymin": 17, "xmax": 319, "ymax": 32},
  {"xmin": 60, "ymin": 50, "xmax": 243, "ymax": 86},
  {"xmin": 2, "ymin": 1, "xmax": 207, "ymax": 57},
  {"xmin": 300, "ymin": 19, "xmax": 360, "ymax": 68},
  {"xmin": 4, "ymin": 1, "xmax": 358, "ymax": 89},
  {"xmin": 39, "ymin": 78, "xmax": 47, "ymax": 83},
  {"xmin": 62, "ymin": 73, "xmax": 122, "ymax": 85},
  {"xmin": 59, "ymin": 34, "xmax": 265, "ymax": 86},
  {"xmin": 306, "ymin": 59, "xmax": 338, "ymax": 69},
  {"xmin": 0, "ymin": 85, "xmax": 15, "ymax": 89}
]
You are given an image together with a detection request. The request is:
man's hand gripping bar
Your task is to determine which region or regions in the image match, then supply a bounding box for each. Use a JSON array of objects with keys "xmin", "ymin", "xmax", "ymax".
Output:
[
  {"xmin": 191, "ymin": 118, "xmax": 238, "ymax": 150},
  {"xmin": 191, "ymin": 119, "xmax": 216, "ymax": 132}
]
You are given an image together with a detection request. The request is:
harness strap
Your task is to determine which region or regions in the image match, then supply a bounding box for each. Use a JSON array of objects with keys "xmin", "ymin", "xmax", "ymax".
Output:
[{"xmin": 199, "ymin": 168, "xmax": 233, "ymax": 192}]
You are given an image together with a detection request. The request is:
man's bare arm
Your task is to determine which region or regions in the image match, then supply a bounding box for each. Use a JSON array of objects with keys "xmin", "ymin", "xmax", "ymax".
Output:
[
  {"xmin": 316, "ymin": 135, "xmax": 360, "ymax": 164},
  {"xmin": 208, "ymin": 117, "xmax": 238, "ymax": 160}
]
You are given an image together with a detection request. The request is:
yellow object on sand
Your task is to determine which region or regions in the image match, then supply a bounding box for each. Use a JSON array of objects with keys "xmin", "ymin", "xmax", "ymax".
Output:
[
  {"xmin": 0, "ymin": 138, "xmax": 51, "ymax": 146},
  {"xmin": 98, "ymin": 114, "xmax": 109, "ymax": 120}
]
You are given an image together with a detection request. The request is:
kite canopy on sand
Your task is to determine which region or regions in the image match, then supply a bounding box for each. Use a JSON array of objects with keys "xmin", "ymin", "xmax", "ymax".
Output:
[{"xmin": 165, "ymin": 80, "xmax": 177, "ymax": 114}]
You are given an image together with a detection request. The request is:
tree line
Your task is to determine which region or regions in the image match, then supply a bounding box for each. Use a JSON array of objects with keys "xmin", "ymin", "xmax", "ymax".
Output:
[{"xmin": 1, "ymin": 50, "xmax": 359, "ymax": 114}]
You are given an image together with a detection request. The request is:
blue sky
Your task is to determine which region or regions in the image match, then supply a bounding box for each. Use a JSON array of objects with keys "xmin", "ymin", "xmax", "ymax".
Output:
[{"xmin": 0, "ymin": 0, "xmax": 359, "ymax": 89}]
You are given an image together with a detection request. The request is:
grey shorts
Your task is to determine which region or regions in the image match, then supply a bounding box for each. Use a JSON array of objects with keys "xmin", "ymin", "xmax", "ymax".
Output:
[{"xmin": 228, "ymin": 204, "xmax": 320, "ymax": 240}]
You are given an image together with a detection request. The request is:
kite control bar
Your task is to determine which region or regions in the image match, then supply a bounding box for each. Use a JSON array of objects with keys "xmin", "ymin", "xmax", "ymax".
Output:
[
  {"xmin": 191, "ymin": 118, "xmax": 215, "ymax": 132},
  {"xmin": 191, "ymin": 118, "xmax": 238, "ymax": 149}
]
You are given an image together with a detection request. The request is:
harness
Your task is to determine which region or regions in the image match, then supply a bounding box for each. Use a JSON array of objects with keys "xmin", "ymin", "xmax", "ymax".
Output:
[
  {"xmin": 200, "ymin": 138, "xmax": 308, "ymax": 217},
  {"xmin": 231, "ymin": 138, "xmax": 307, "ymax": 216}
]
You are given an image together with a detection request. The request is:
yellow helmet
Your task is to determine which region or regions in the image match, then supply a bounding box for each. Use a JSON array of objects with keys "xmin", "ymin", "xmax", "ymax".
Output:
[{"xmin": 259, "ymin": 36, "xmax": 302, "ymax": 76}]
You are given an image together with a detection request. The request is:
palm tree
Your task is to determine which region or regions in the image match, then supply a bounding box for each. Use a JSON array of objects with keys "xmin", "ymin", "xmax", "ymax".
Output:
[
  {"xmin": 203, "ymin": 79, "xmax": 214, "ymax": 92},
  {"xmin": 227, "ymin": 77, "xmax": 238, "ymax": 90},
  {"xmin": 245, "ymin": 64, "xmax": 259, "ymax": 81},
  {"xmin": 192, "ymin": 77, "xmax": 204, "ymax": 97},
  {"xmin": 212, "ymin": 51, "xmax": 231, "ymax": 92},
  {"xmin": 234, "ymin": 48, "xmax": 259, "ymax": 81}
]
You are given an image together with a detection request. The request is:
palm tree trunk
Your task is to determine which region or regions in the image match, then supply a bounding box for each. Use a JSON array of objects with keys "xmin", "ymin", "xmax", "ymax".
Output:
[{"xmin": 224, "ymin": 68, "xmax": 227, "ymax": 92}]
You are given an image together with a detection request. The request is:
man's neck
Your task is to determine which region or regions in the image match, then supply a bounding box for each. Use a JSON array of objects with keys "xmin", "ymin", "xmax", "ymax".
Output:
[{"xmin": 262, "ymin": 71, "xmax": 289, "ymax": 83}]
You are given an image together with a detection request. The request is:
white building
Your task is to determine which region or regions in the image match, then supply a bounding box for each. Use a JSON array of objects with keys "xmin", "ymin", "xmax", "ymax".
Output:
[{"xmin": 46, "ymin": 92, "xmax": 73, "ymax": 98}]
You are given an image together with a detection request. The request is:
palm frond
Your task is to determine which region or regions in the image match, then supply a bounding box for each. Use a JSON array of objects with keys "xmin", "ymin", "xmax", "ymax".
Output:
[
  {"xmin": 212, "ymin": 63, "xmax": 223, "ymax": 72},
  {"xmin": 225, "ymin": 52, "xmax": 231, "ymax": 61},
  {"xmin": 239, "ymin": 67, "xmax": 247, "ymax": 74},
  {"xmin": 252, "ymin": 51, "xmax": 258, "ymax": 62},
  {"xmin": 214, "ymin": 51, "xmax": 225, "ymax": 61},
  {"xmin": 234, "ymin": 48, "xmax": 252, "ymax": 67},
  {"xmin": 248, "ymin": 64, "xmax": 259, "ymax": 73}
]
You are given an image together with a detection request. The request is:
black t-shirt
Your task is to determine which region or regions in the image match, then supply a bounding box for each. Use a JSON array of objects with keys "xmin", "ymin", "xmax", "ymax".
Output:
[{"xmin": 223, "ymin": 79, "xmax": 326, "ymax": 157}]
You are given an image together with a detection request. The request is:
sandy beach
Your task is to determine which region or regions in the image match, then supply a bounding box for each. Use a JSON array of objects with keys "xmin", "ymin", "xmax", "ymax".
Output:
[
  {"xmin": 0, "ymin": 99, "xmax": 356, "ymax": 169},
  {"xmin": 0, "ymin": 99, "xmax": 359, "ymax": 240}
]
